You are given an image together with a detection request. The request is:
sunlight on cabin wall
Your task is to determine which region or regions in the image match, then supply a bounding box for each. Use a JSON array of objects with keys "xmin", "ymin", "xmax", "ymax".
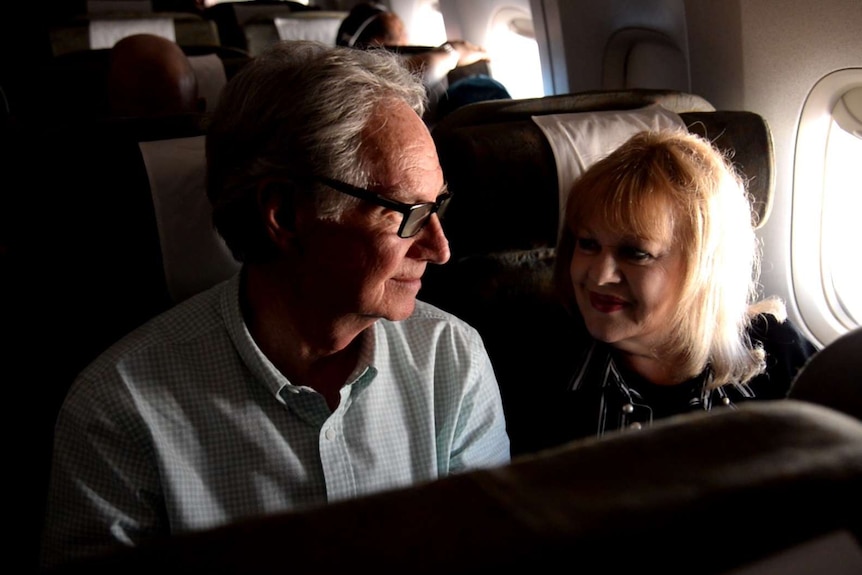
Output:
[
  {"xmin": 485, "ymin": 7, "xmax": 544, "ymax": 99},
  {"xmin": 405, "ymin": 2, "xmax": 448, "ymax": 46}
]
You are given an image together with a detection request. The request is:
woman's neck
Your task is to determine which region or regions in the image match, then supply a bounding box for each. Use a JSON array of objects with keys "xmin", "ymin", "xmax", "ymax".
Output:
[{"xmin": 614, "ymin": 348, "xmax": 698, "ymax": 387}]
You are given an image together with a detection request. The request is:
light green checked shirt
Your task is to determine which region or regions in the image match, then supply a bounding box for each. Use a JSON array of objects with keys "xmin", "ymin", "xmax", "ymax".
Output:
[{"xmin": 40, "ymin": 272, "xmax": 510, "ymax": 569}]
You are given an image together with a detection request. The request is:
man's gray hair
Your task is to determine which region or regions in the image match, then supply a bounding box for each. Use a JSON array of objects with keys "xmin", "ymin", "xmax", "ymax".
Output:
[{"xmin": 206, "ymin": 40, "xmax": 428, "ymax": 262}]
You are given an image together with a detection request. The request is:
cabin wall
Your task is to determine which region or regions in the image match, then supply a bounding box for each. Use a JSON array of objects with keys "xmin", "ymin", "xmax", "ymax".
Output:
[
  {"xmin": 686, "ymin": 0, "xmax": 861, "ymax": 338},
  {"xmin": 531, "ymin": 0, "xmax": 862, "ymax": 341},
  {"xmin": 534, "ymin": 0, "xmax": 689, "ymax": 94}
]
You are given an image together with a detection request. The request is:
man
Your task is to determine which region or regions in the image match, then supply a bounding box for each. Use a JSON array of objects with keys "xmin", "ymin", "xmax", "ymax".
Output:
[
  {"xmin": 40, "ymin": 40, "xmax": 510, "ymax": 569},
  {"xmin": 107, "ymin": 33, "xmax": 205, "ymax": 118}
]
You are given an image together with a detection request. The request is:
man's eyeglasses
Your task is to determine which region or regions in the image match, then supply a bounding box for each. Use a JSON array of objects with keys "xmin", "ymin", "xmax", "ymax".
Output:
[{"xmin": 314, "ymin": 175, "xmax": 452, "ymax": 239}]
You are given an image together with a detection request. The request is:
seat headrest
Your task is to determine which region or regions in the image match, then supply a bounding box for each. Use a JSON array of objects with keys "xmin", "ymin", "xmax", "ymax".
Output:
[
  {"xmin": 187, "ymin": 53, "xmax": 228, "ymax": 112},
  {"xmin": 139, "ymin": 136, "xmax": 241, "ymax": 305},
  {"xmin": 274, "ymin": 12, "xmax": 347, "ymax": 44},
  {"xmin": 89, "ymin": 17, "xmax": 175, "ymax": 49},
  {"xmin": 532, "ymin": 104, "xmax": 687, "ymax": 237},
  {"xmin": 432, "ymin": 90, "xmax": 774, "ymax": 260}
]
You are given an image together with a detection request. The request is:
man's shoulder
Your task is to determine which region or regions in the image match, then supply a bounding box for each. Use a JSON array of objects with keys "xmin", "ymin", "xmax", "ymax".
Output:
[{"xmin": 77, "ymin": 282, "xmax": 230, "ymax": 385}]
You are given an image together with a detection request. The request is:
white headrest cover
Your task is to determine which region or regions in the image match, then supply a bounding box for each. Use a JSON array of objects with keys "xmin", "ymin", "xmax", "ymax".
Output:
[
  {"xmin": 188, "ymin": 54, "xmax": 227, "ymax": 112},
  {"xmin": 532, "ymin": 104, "xmax": 686, "ymax": 237},
  {"xmin": 139, "ymin": 136, "xmax": 241, "ymax": 304},
  {"xmin": 89, "ymin": 18, "xmax": 175, "ymax": 49},
  {"xmin": 275, "ymin": 16, "xmax": 344, "ymax": 44}
]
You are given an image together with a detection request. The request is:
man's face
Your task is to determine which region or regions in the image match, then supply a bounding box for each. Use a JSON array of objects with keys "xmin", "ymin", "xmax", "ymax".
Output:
[{"xmin": 295, "ymin": 99, "xmax": 450, "ymax": 323}]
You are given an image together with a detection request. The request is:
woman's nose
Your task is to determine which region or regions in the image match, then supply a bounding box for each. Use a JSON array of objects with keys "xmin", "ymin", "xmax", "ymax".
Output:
[{"xmin": 589, "ymin": 251, "xmax": 621, "ymax": 285}]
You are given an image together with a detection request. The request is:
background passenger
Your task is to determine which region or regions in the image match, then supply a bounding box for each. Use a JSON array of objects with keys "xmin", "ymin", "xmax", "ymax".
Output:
[
  {"xmin": 548, "ymin": 129, "xmax": 817, "ymax": 443},
  {"xmin": 335, "ymin": 2, "xmax": 491, "ymax": 94},
  {"xmin": 433, "ymin": 74, "xmax": 512, "ymax": 121},
  {"xmin": 336, "ymin": 1, "xmax": 409, "ymax": 48},
  {"xmin": 107, "ymin": 33, "xmax": 205, "ymax": 118},
  {"xmin": 40, "ymin": 40, "xmax": 510, "ymax": 569}
]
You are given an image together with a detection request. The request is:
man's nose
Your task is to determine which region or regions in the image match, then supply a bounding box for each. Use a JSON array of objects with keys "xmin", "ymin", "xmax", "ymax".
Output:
[{"xmin": 412, "ymin": 214, "xmax": 450, "ymax": 264}]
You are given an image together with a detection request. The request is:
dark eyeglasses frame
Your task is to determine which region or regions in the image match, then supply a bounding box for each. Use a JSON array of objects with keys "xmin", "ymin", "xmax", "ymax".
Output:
[{"xmin": 313, "ymin": 175, "xmax": 452, "ymax": 238}]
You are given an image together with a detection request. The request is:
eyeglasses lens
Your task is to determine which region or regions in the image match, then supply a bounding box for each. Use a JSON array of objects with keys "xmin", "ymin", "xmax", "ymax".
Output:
[{"xmin": 399, "ymin": 195, "xmax": 452, "ymax": 238}]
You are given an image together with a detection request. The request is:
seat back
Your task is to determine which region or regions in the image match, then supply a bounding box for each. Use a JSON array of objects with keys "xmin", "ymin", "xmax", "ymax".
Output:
[
  {"xmin": 202, "ymin": 0, "xmax": 318, "ymax": 52},
  {"xmin": 33, "ymin": 44, "xmax": 250, "ymax": 121},
  {"xmin": 243, "ymin": 11, "xmax": 346, "ymax": 55},
  {"xmin": 8, "ymin": 113, "xmax": 239, "ymax": 401},
  {"xmin": 48, "ymin": 12, "xmax": 221, "ymax": 56},
  {"xmin": 37, "ymin": 401, "xmax": 862, "ymax": 575},
  {"xmin": 790, "ymin": 327, "xmax": 862, "ymax": 420},
  {"xmin": 6, "ymin": 111, "xmax": 243, "ymax": 573}
]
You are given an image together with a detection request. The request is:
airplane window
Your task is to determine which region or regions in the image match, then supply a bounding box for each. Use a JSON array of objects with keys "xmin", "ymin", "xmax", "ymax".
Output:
[
  {"xmin": 792, "ymin": 69, "xmax": 862, "ymax": 345},
  {"xmin": 403, "ymin": 0, "xmax": 448, "ymax": 47},
  {"xmin": 485, "ymin": 7, "xmax": 544, "ymax": 99},
  {"xmin": 822, "ymin": 87, "xmax": 862, "ymax": 326}
]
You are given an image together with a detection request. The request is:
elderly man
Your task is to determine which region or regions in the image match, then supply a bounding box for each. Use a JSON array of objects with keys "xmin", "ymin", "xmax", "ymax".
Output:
[{"xmin": 40, "ymin": 40, "xmax": 510, "ymax": 569}]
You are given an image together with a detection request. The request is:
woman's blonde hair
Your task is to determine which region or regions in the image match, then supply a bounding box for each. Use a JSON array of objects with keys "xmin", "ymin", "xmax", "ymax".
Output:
[{"xmin": 553, "ymin": 129, "xmax": 785, "ymax": 387}]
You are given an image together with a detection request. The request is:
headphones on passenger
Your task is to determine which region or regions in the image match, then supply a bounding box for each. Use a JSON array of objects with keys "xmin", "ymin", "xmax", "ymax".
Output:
[{"xmin": 338, "ymin": 3, "xmax": 390, "ymax": 48}]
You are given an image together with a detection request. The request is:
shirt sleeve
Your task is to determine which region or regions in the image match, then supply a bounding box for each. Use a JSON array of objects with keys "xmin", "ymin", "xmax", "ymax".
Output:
[
  {"xmin": 40, "ymin": 375, "xmax": 166, "ymax": 570},
  {"xmin": 445, "ymin": 327, "xmax": 511, "ymax": 473}
]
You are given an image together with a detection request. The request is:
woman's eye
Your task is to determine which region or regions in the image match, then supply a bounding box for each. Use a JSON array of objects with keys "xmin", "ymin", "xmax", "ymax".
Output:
[
  {"xmin": 621, "ymin": 246, "xmax": 652, "ymax": 261},
  {"xmin": 576, "ymin": 238, "xmax": 599, "ymax": 252}
]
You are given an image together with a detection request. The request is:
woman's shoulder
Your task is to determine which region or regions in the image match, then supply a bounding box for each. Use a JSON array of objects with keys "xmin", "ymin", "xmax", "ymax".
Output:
[
  {"xmin": 746, "ymin": 312, "xmax": 819, "ymax": 398},
  {"xmin": 749, "ymin": 312, "xmax": 818, "ymax": 353}
]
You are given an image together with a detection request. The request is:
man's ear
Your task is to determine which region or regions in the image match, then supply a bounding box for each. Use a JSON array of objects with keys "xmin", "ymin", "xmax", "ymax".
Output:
[{"xmin": 258, "ymin": 180, "xmax": 296, "ymax": 249}]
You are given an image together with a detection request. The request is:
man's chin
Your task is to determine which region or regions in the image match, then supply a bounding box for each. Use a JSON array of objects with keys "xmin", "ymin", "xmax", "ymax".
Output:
[{"xmin": 381, "ymin": 298, "xmax": 417, "ymax": 322}]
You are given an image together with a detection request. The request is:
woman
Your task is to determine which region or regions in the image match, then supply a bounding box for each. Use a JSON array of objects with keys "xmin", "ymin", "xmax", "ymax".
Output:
[{"xmin": 551, "ymin": 129, "xmax": 817, "ymax": 441}]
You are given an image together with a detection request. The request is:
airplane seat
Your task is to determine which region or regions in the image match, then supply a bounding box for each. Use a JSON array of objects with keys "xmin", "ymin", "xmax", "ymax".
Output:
[
  {"xmin": 242, "ymin": 11, "xmax": 346, "ymax": 56},
  {"xmin": 789, "ymin": 326, "xmax": 862, "ymax": 421},
  {"xmin": 48, "ymin": 11, "xmax": 221, "ymax": 57},
  {"xmin": 243, "ymin": 10, "xmax": 347, "ymax": 55},
  {"xmin": 33, "ymin": 44, "xmax": 250, "ymax": 121},
  {"xmin": 8, "ymin": 112, "xmax": 222, "ymax": 382},
  {"xmin": 36, "ymin": 400, "xmax": 862, "ymax": 575},
  {"xmin": 421, "ymin": 89, "xmax": 775, "ymax": 456},
  {"xmin": 202, "ymin": 0, "xmax": 318, "ymax": 53},
  {"xmin": 8, "ymin": 112, "xmax": 241, "ymax": 574}
]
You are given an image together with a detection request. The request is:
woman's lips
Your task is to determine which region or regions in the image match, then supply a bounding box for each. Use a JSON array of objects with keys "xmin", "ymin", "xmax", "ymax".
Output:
[{"xmin": 589, "ymin": 292, "xmax": 627, "ymax": 313}]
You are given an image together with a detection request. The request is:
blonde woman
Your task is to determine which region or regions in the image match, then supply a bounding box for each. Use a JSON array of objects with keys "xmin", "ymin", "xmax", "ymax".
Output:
[{"xmin": 551, "ymin": 129, "xmax": 817, "ymax": 441}]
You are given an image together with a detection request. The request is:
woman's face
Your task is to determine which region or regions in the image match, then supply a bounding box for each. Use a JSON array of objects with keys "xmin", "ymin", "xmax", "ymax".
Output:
[{"xmin": 569, "ymin": 216, "xmax": 686, "ymax": 357}]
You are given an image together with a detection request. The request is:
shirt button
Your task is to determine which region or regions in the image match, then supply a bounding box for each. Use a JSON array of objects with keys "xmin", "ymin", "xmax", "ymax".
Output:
[
  {"xmin": 325, "ymin": 428, "xmax": 336, "ymax": 441},
  {"xmin": 622, "ymin": 403, "xmax": 634, "ymax": 413},
  {"xmin": 629, "ymin": 422, "xmax": 643, "ymax": 430},
  {"xmin": 722, "ymin": 397, "xmax": 731, "ymax": 405}
]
